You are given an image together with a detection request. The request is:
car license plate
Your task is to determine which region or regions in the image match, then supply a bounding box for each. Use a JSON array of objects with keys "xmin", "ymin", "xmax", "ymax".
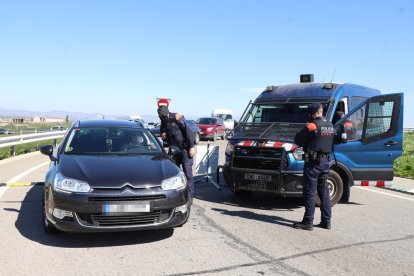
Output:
[
  {"xmin": 244, "ymin": 173, "xmax": 272, "ymax": 182},
  {"xmin": 102, "ymin": 201, "xmax": 150, "ymax": 215}
]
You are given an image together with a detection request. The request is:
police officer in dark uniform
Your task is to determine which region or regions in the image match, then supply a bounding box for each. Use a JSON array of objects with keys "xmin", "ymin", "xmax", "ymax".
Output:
[
  {"xmin": 157, "ymin": 105, "xmax": 196, "ymax": 197},
  {"xmin": 293, "ymin": 103, "xmax": 335, "ymax": 231}
]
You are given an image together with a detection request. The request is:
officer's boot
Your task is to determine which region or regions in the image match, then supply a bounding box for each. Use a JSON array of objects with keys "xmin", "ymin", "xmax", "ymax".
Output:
[
  {"xmin": 317, "ymin": 221, "xmax": 331, "ymax": 229},
  {"xmin": 293, "ymin": 221, "xmax": 314, "ymax": 231}
]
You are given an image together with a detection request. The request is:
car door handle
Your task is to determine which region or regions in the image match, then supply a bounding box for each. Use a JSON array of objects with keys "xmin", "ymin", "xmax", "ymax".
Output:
[{"xmin": 384, "ymin": 141, "xmax": 399, "ymax": 146}]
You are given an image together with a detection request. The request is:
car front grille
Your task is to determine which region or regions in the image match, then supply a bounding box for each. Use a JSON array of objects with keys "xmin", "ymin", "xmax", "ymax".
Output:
[
  {"xmin": 88, "ymin": 195, "xmax": 166, "ymax": 202},
  {"xmin": 77, "ymin": 209, "xmax": 173, "ymax": 227}
]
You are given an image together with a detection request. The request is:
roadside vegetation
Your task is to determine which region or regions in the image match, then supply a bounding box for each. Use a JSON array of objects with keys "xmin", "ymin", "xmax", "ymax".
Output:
[
  {"xmin": 394, "ymin": 132, "xmax": 414, "ymax": 179},
  {"xmin": 0, "ymin": 138, "xmax": 63, "ymax": 160}
]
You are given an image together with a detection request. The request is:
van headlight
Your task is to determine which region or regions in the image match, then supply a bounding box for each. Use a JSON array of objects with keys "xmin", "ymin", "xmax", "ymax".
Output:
[
  {"xmin": 54, "ymin": 172, "xmax": 91, "ymax": 193},
  {"xmin": 161, "ymin": 172, "xmax": 187, "ymax": 190},
  {"xmin": 225, "ymin": 143, "xmax": 235, "ymax": 155},
  {"xmin": 292, "ymin": 147, "xmax": 304, "ymax": 160}
]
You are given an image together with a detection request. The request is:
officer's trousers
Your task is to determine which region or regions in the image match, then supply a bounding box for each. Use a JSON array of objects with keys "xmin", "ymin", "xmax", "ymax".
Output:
[
  {"xmin": 302, "ymin": 156, "xmax": 331, "ymax": 224},
  {"xmin": 174, "ymin": 149, "xmax": 194, "ymax": 196}
]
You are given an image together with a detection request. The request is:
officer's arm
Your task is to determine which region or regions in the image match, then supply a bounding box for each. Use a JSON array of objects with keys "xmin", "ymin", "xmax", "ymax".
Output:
[
  {"xmin": 176, "ymin": 117, "xmax": 195, "ymax": 149},
  {"xmin": 294, "ymin": 123, "xmax": 317, "ymax": 146},
  {"xmin": 159, "ymin": 121, "xmax": 167, "ymax": 140}
]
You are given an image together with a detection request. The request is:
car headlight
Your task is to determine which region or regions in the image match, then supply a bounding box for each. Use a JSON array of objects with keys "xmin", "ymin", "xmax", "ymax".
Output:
[
  {"xmin": 207, "ymin": 127, "xmax": 213, "ymax": 131},
  {"xmin": 292, "ymin": 147, "xmax": 304, "ymax": 160},
  {"xmin": 161, "ymin": 172, "xmax": 187, "ymax": 190},
  {"xmin": 225, "ymin": 143, "xmax": 235, "ymax": 155},
  {"xmin": 54, "ymin": 172, "xmax": 91, "ymax": 193}
]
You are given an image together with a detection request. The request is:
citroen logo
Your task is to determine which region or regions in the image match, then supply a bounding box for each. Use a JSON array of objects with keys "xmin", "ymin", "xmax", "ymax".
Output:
[{"xmin": 120, "ymin": 182, "xmax": 135, "ymax": 189}]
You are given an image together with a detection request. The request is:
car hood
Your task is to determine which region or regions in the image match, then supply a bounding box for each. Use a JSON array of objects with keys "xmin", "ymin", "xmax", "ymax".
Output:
[{"xmin": 58, "ymin": 154, "xmax": 180, "ymax": 188}]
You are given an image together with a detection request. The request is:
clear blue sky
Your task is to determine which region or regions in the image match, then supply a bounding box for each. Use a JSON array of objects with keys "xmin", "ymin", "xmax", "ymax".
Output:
[{"xmin": 0, "ymin": 0, "xmax": 413, "ymax": 126}]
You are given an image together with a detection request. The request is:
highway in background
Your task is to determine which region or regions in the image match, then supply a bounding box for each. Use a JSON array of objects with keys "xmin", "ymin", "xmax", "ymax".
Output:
[{"xmin": 0, "ymin": 140, "xmax": 413, "ymax": 275}]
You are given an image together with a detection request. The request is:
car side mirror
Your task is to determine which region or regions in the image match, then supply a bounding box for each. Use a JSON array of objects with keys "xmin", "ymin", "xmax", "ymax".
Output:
[
  {"xmin": 169, "ymin": 145, "xmax": 181, "ymax": 156},
  {"xmin": 40, "ymin": 145, "xmax": 58, "ymax": 161}
]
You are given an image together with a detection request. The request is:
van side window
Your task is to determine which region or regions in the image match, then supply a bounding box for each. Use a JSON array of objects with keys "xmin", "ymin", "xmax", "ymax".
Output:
[
  {"xmin": 351, "ymin": 96, "xmax": 366, "ymax": 110},
  {"xmin": 365, "ymin": 101, "xmax": 394, "ymax": 139},
  {"xmin": 348, "ymin": 105, "xmax": 366, "ymax": 141}
]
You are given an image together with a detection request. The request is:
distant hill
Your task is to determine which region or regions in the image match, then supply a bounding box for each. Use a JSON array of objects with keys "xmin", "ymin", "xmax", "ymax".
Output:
[{"xmin": 0, "ymin": 107, "xmax": 160, "ymax": 123}]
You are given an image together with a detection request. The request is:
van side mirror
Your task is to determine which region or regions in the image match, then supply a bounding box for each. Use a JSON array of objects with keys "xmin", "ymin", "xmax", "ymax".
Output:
[{"xmin": 334, "ymin": 125, "xmax": 348, "ymax": 144}]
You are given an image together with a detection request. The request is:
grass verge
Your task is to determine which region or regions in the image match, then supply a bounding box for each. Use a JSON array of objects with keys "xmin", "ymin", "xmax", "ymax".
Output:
[
  {"xmin": 394, "ymin": 132, "xmax": 414, "ymax": 179},
  {"xmin": 0, "ymin": 139, "xmax": 63, "ymax": 160}
]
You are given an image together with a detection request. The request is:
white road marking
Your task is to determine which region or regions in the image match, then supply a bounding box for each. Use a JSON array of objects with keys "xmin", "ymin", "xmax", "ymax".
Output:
[
  {"xmin": 355, "ymin": 186, "xmax": 414, "ymax": 202},
  {"xmin": 0, "ymin": 161, "xmax": 49, "ymax": 199}
]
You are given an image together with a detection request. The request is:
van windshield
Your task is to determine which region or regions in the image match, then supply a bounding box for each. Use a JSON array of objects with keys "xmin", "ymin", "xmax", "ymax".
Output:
[
  {"xmin": 245, "ymin": 103, "xmax": 328, "ymax": 124},
  {"xmin": 232, "ymin": 102, "xmax": 329, "ymax": 142}
]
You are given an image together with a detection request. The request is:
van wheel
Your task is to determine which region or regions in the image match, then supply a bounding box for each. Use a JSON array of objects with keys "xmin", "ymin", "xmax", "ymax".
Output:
[{"xmin": 316, "ymin": 170, "xmax": 343, "ymax": 207}]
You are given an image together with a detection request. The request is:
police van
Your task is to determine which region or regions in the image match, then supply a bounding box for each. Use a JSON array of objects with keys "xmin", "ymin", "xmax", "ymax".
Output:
[{"xmin": 222, "ymin": 74, "xmax": 404, "ymax": 205}]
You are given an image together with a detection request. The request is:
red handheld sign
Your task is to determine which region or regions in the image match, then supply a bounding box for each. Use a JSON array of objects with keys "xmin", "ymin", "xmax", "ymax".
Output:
[{"xmin": 157, "ymin": 98, "xmax": 170, "ymax": 107}]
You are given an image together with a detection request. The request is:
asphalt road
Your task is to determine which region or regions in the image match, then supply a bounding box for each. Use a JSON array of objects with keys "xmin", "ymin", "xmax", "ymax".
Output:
[{"xmin": 1, "ymin": 140, "xmax": 413, "ymax": 276}]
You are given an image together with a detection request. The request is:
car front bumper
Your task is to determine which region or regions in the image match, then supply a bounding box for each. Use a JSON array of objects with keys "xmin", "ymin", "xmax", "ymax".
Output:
[{"xmin": 45, "ymin": 187, "xmax": 191, "ymax": 232}]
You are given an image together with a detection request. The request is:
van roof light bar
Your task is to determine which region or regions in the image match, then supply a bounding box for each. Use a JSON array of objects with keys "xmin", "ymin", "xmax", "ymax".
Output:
[
  {"xmin": 266, "ymin": 86, "xmax": 276, "ymax": 92},
  {"xmin": 300, "ymin": 74, "xmax": 314, "ymax": 83}
]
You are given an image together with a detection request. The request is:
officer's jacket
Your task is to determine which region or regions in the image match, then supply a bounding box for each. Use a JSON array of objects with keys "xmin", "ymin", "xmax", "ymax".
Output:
[
  {"xmin": 294, "ymin": 116, "xmax": 335, "ymax": 153},
  {"xmin": 160, "ymin": 113, "xmax": 195, "ymax": 150}
]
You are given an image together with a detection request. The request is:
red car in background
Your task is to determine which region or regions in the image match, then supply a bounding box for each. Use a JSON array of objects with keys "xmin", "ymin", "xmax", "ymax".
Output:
[{"xmin": 195, "ymin": 117, "xmax": 226, "ymax": 141}]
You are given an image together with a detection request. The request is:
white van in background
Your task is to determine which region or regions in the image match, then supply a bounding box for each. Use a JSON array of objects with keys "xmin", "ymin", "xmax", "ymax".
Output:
[{"xmin": 212, "ymin": 109, "xmax": 234, "ymax": 131}]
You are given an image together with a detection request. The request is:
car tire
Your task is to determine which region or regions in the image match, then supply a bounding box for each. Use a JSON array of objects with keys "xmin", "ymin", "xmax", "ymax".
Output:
[
  {"xmin": 316, "ymin": 170, "xmax": 343, "ymax": 207},
  {"xmin": 212, "ymin": 131, "xmax": 217, "ymax": 142},
  {"xmin": 43, "ymin": 192, "xmax": 61, "ymax": 234}
]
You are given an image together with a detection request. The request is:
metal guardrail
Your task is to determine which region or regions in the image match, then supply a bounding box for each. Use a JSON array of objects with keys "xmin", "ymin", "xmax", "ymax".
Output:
[
  {"xmin": 0, "ymin": 131, "xmax": 66, "ymax": 156},
  {"xmin": 403, "ymin": 128, "xmax": 414, "ymax": 132}
]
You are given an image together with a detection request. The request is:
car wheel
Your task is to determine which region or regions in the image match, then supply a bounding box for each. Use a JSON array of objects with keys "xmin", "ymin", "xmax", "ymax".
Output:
[
  {"xmin": 212, "ymin": 131, "xmax": 217, "ymax": 142},
  {"xmin": 194, "ymin": 133, "xmax": 200, "ymax": 144},
  {"xmin": 43, "ymin": 191, "xmax": 61, "ymax": 234},
  {"xmin": 316, "ymin": 170, "xmax": 343, "ymax": 207}
]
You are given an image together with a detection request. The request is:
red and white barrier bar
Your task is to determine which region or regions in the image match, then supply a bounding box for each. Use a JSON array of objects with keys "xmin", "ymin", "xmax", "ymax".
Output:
[
  {"xmin": 354, "ymin": 181, "xmax": 392, "ymax": 187},
  {"xmin": 237, "ymin": 140, "xmax": 298, "ymax": 151}
]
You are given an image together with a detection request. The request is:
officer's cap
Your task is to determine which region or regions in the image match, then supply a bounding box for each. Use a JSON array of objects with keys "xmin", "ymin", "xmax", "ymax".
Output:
[
  {"xmin": 157, "ymin": 105, "xmax": 169, "ymax": 117},
  {"xmin": 308, "ymin": 103, "xmax": 322, "ymax": 115}
]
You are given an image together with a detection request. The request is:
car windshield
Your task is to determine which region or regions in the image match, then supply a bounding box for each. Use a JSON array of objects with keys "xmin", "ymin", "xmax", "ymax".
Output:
[
  {"xmin": 197, "ymin": 118, "xmax": 216, "ymax": 125},
  {"xmin": 215, "ymin": 114, "xmax": 232, "ymax": 121},
  {"xmin": 245, "ymin": 103, "xmax": 328, "ymax": 124},
  {"xmin": 63, "ymin": 127, "xmax": 162, "ymax": 155}
]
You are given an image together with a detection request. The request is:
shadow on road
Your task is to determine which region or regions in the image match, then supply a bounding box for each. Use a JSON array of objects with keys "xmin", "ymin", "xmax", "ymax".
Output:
[
  {"xmin": 194, "ymin": 173, "xmax": 303, "ymax": 211},
  {"xmin": 11, "ymin": 186, "xmax": 174, "ymax": 248},
  {"xmin": 211, "ymin": 207, "xmax": 295, "ymax": 227}
]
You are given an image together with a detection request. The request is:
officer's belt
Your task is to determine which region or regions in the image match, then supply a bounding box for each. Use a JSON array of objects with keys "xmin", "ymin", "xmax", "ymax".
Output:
[{"xmin": 306, "ymin": 151, "xmax": 330, "ymax": 157}]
